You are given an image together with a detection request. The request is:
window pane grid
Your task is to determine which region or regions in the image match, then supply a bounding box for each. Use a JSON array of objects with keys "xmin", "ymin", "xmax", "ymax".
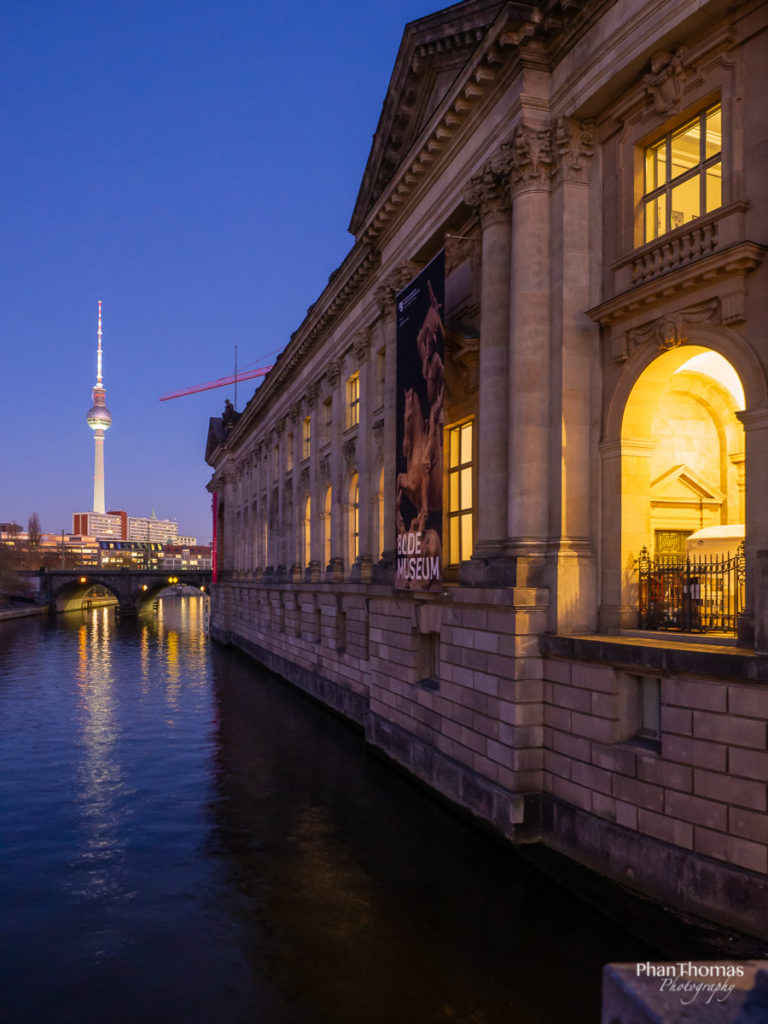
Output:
[
  {"xmin": 642, "ymin": 104, "xmax": 721, "ymax": 243},
  {"xmin": 447, "ymin": 420, "xmax": 474, "ymax": 566}
]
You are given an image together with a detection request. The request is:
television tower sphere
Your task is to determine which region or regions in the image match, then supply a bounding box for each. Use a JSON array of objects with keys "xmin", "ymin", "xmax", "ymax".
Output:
[{"xmin": 87, "ymin": 393, "xmax": 112, "ymax": 431}]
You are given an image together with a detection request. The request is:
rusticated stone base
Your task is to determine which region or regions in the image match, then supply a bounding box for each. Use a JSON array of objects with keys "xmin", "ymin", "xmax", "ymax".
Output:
[
  {"xmin": 541, "ymin": 795, "xmax": 768, "ymax": 942},
  {"xmin": 210, "ymin": 623, "xmax": 368, "ymax": 727},
  {"xmin": 366, "ymin": 712, "xmax": 527, "ymax": 839}
]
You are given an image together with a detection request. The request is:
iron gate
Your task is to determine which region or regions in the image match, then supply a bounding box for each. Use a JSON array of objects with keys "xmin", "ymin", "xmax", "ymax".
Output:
[{"xmin": 635, "ymin": 543, "xmax": 745, "ymax": 634}]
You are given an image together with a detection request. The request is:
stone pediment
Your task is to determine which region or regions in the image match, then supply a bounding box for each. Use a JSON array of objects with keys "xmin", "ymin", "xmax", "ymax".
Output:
[
  {"xmin": 650, "ymin": 464, "xmax": 724, "ymax": 508},
  {"xmin": 349, "ymin": 1, "xmax": 506, "ymax": 236}
]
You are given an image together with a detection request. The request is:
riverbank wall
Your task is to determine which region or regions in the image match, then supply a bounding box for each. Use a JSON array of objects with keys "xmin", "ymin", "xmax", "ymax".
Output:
[{"xmin": 211, "ymin": 579, "xmax": 768, "ymax": 942}]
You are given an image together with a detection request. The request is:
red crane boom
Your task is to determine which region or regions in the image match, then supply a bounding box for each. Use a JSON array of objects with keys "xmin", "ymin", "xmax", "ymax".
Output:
[{"xmin": 159, "ymin": 365, "xmax": 273, "ymax": 401}]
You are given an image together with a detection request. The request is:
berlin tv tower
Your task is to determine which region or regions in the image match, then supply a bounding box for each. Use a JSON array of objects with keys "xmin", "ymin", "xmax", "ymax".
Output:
[{"xmin": 86, "ymin": 301, "xmax": 112, "ymax": 514}]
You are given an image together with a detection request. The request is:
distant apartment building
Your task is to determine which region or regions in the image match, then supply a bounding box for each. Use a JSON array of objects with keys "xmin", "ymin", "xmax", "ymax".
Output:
[
  {"xmin": 73, "ymin": 510, "xmax": 194, "ymax": 546},
  {"xmin": 161, "ymin": 545, "xmax": 213, "ymax": 571},
  {"xmin": 98, "ymin": 541, "xmax": 164, "ymax": 569}
]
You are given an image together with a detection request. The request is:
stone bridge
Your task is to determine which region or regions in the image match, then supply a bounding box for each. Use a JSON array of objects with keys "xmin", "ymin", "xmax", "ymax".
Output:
[{"xmin": 23, "ymin": 568, "xmax": 212, "ymax": 616}]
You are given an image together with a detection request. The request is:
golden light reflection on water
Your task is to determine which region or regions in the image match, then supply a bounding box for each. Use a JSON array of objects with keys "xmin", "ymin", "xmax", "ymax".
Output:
[{"xmin": 74, "ymin": 606, "xmax": 127, "ymax": 901}]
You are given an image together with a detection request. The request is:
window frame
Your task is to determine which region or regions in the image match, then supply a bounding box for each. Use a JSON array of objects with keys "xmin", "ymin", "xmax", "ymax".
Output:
[
  {"xmin": 445, "ymin": 417, "xmax": 474, "ymax": 568},
  {"xmin": 641, "ymin": 102, "xmax": 722, "ymax": 244}
]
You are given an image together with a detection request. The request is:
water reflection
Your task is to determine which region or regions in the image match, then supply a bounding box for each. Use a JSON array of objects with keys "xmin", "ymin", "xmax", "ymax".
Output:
[
  {"xmin": 0, "ymin": 598, "xmax": 658, "ymax": 1024},
  {"xmin": 73, "ymin": 607, "xmax": 128, "ymax": 905}
]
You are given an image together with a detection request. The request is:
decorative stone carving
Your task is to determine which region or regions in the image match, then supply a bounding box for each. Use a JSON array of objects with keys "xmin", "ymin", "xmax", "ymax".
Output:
[
  {"xmin": 617, "ymin": 299, "xmax": 722, "ymax": 361},
  {"xmin": 320, "ymin": 453, "xmax": 331, "ymax": 484},
  {"xmin": 275, "ymin": 418, "xmax": 285, "ymax": 439},
  {"xmin": 507, "ymin": 121, "xmax": 553, "ymax": 192},
  {"xmin": 372, "ymin": 419, "xmax": 384, "ymax": 451},
  {"xmin": 327, "ymin": 358, "xmax": 341, "ymax": 386},
  {"xmin": 342, "ymin": 438, "xmax": 357, "ymax": 472},
  {"xmin": 307, "ymin": 382, "xmax": 319, "ymax": 409},
  {"xmin": 643, "ymin": 49, "xmax": 692, "ymax": 116},
  {"xmin": 300, "ymin": 466, "xmax": 310, "ymax": 492},
  {"xmin": 288, "ymin": 401, "xmax": 301, "ymax": 424},
  {"xmin": 353, "ymin": 328, "xmax": 371, "ymax": 364},
  {"xmin": 464, "ymin": 161, "xmax": 511, "ymax": 226},
  {"xmin": 445, "ymin": 231, "xmax": 481, "ymax": 273},
  {"xmin": 552, "ymin": 117, "xmax": 595, "ymax": 184},
  {"xmin": 375, "ymin": 262, "xmax": 419, "ymax": 317}
]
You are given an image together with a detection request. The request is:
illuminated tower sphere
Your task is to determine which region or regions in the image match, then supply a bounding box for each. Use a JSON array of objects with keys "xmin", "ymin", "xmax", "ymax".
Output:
[{"xmin": 86, "ymin": 300, "xmax": 112, "ymax": 514}]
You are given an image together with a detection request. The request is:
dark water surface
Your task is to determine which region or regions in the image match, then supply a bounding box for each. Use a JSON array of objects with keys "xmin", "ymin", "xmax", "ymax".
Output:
[{"xmin": 0, "ymin": 599, "xmax": 653, "ymax": 1023}]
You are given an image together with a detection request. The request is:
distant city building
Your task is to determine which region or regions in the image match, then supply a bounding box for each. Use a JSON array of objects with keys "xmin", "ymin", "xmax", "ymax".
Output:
[
  {"xmin": 98, "ymin": 541, "xmax": 164, "ymax": 569},
  {"xmin": 161, "ymin": 545, "xmax": 212, "ymax": 571},
  {"xmin": 73, "ymin": 511, "xmax": 125, "ymax": 540}
]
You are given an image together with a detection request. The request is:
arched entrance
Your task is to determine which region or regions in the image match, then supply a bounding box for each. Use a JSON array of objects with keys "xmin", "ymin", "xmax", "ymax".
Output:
[{"xmin": 601, "ymin": 329, "xmax": 768, "ymax": 640}]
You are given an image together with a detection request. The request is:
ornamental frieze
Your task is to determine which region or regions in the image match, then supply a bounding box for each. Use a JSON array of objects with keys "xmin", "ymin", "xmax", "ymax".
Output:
[{"xmin": 615, "ymin": 298, "xmax": 722, "ymax": 362}]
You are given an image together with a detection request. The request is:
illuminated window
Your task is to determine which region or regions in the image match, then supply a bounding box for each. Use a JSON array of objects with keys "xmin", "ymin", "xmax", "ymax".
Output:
[
  {"xmin": 348, "ymin": 474, "xmax": 359, "ymax": 566},
  {"xmin": 303, "ymin": 496, "xmax": 311, "ymax": 568},
  {"xmin": 323, "ymin": 486, "xmax": 332, "ymax": 570},
  {"xmin": 302, "ymin": 416, "xmax": 311, "ymax": 460},
  {"xmin": 286, "ymin": 433, "xmax": 294, "ymax": 473},
  {"xmin": 447, "ymin": 419, "xmax": 474, "ymax": 565},
  {"xmin": 643, "ymin": 103, "xmax": 721, "ymax": 243},
  {"xmin": 346, "ymin": 372, "xmax": 360, "ymax": 429}
]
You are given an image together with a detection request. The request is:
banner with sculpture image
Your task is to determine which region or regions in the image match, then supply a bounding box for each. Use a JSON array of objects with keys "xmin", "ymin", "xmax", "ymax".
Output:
[{"xmin": 395, "ymin": 251, "xmax": 445, "ymax": 590}]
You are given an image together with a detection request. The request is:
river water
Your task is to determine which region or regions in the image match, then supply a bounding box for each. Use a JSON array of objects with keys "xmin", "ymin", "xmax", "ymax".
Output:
[{"xmin": 0, "ymin": 598, "xmax": 654, "ymax": 1023}]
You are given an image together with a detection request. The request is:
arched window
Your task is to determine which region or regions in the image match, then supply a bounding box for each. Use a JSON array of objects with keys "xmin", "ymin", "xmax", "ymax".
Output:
[
  {"xmin": 303, "ymin": 496, "xmax": 311, "ymax": 568},
  {"xmin": 322, "ymin": 486, "xmax": 332, "ymax": 571},
  {"xmin": 349, "ymin": 474, "xmax": 359, "ymax": 568}
]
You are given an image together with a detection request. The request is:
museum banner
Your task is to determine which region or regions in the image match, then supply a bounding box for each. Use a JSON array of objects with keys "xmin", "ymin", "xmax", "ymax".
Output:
[{"xmin": 395, "ymin": 251, "xmax": 445, "ymax": 591}]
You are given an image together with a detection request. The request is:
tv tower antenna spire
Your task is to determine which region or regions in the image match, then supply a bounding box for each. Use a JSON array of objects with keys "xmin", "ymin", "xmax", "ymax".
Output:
[{"xmin": 86, "ymin": 300, "xmax": 112, "ymax": 514}]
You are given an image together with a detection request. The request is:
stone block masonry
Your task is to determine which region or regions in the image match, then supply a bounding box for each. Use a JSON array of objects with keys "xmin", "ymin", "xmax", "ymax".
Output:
[{"xmin": 213, "ymin": 581, "xmax": 768, "ymax": 941}]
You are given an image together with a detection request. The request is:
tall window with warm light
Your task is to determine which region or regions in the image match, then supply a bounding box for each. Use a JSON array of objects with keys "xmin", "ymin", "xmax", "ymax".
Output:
[
  {"xmin": 643, "ymin": 103, "xmax": 721, "ymax": 243},
  {"xmin": 447, "ymin": 420, "xmax": 473, "ymax": 566},
  {"xmin": 346, "ymin": 372, "xmax": 360, "ymax": 429}
]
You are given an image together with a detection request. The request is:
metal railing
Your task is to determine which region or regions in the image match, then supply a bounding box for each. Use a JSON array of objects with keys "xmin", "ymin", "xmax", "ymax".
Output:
[{"xmin": 635, "ymin": 543, "xmax": 745, "ymax": 634}]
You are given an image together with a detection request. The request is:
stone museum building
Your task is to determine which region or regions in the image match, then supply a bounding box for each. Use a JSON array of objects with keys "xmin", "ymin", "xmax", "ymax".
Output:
[{"xmin": 206, "ymin": 0, "xmax": 768, "ymax": 938}]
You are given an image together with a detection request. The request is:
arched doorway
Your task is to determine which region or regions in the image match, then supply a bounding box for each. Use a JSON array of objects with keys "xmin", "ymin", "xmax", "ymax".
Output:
[{"xmin": 601, "ymin": 334, "xmax": 766, "ymax": 637}]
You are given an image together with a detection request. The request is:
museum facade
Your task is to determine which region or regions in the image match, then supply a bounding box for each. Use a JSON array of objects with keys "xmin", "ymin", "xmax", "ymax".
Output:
[{"xmin": 206, "ymin": 0, "xmax": 768, "ymax": 938}]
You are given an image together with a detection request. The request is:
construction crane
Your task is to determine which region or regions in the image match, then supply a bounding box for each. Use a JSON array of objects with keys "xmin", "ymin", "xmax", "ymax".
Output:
[
  {"xmin": 159, "ymin": 364, "xmax": 273, "ymax": 402},
  {"xmin": 160, "ymin": 343, "xmax": 280, "ymax": 405}
]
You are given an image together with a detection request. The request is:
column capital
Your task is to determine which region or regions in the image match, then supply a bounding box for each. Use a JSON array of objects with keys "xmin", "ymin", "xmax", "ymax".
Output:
[
  {"xmin": 551, "ymin": 116, "xmax": 596, "ymax": 185},
  {"xmin": 353, "ymin": 328, "xmax": 371, "ymax": 364},
  {"xmin": 464, "ymin": 162, "xmax": 511, "ymax": 227},
  {"xmin": 326, "ymin": 357, "xmax": 342, "ymax": 387}
]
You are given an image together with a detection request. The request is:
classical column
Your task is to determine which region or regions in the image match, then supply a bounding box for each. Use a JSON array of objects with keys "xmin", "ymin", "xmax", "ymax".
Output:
[
  {"xmin": 353, "ymin": 329, "xmax": 372, "ymax": 581},
  {"xmin": 306, "ymin": 385, "xmax": 321, "ymax": 581},
  {"xmin": 462, "ymin": 158, "xmax": 514, "ymax": 584},
  {"xmin": 737, "ymin": 406, "xmax": 768, "ymax": 648},
  {"xmin": 506, "ymin": 122, "xmax": 553, "ymax": 587},
  {"xmin": 548, "ymin": 117, "xmax": 597, "ymax": 630},
  {"xmin": 327, "ymin": 358, "xmax": 345, "ymax": 580}
]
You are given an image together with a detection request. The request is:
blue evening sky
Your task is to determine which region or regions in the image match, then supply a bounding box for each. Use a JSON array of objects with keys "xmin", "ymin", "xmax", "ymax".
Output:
[{"xmin": 1, "ymin": 0, "xmax": 434, "ymax": 544}]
